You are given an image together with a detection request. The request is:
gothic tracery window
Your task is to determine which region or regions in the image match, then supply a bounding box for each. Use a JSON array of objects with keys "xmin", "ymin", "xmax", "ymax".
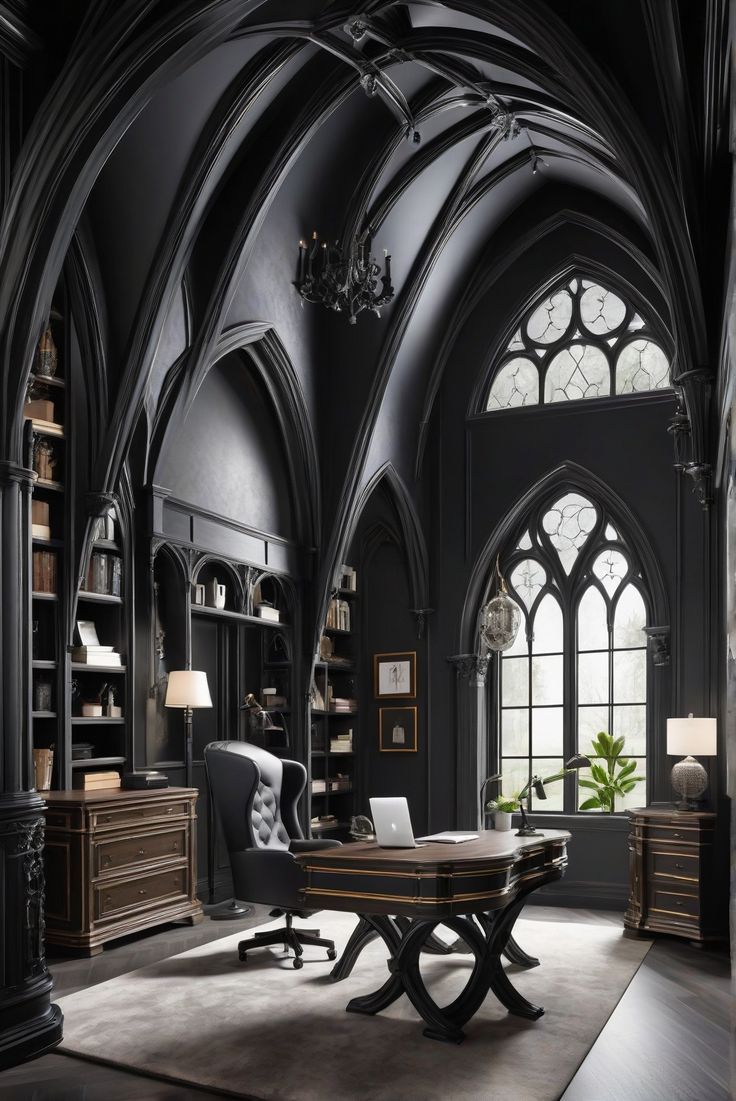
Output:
[
  {"xmin": 485, "ymin": 277, "xmax": 671, "ymax": 411},
  {"xmin": 496, "ymin": 490, "xmax": 649, "ymax": 813}
]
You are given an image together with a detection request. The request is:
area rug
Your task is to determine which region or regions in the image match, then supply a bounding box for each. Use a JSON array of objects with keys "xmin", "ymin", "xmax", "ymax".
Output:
[{"xmin": 57, "ymin": 911, "xmax": 650, "ymax": 1101}]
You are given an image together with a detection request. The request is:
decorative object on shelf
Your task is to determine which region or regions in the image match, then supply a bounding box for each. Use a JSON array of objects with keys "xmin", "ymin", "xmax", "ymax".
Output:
[
  {"xmin": 666, "ymin": 714, "xmax": 717, "ymax": 810},
  {"xmin": 206, "ymin": 577, "xmax": 226, "ymax": 609},
  {"xmin": 374, "ymin": 651, "xmax": 416, "ymax": 698},
  {"xmin": 240, "ymin": 692, "xmax": 286, "ymax": 747},
  {"xmin": 32, "ymin": 748, "xmax": 53, "ymax": 791},
  {"xmin": 578, "ymin": 732, "xmax": 645, "ymax": 813},
  {"xmin": 73, "ymin": 620, "xmax": 120, "ymax": 666},
  {"xmin": 81, "ymin": 701, "xmax": 103, "ymax": 718},
  {"xmin": 192, "ymin": 583, "xmax": 205, "ymax": 605},
  {"xmin": 295, "ymin": 231, "xmax": 394, "ymax": 325},
  {"xmin": 37, "ymin": 325, "xmax": 58, "ymax": 378},
  {"xmin": 122, "ymin": 771, "xmax": 169, "ymax": 790},
  {"xmin": 479, "ymin": 556, "xmax": 522, "ymax": 652},
  {"xmin": 319, "ymin": 634, "xmax": 333, "ymax": 661},
  {"xmin": 24, "ymin": 395, "xmax": 55, "ymax": 424},
  {"xmin": 349, "ymin": 815, "xmax": 375, "ymax": 841},
  {"xmin": 71, "ymin": 742, "xmax": 94, "ymax": 760},
  {"xmin": 165, "ymin": 670, "xmax": 213, "ymax": 787},
  {"xmin": 33, "ymin": 678, "xmax": 53, "ymax": 713},
  {"xmin": 32, "ymin": 436, "xmax": 56, "ymax": 480},
  {"xmin": 256, "ymin": 601, "xmax": 280, "ymax": 622},
  {"xmin": 515, "ymin": 754, "xmax": 591, "ymax": 836},
  {"xmin": 73, "ymin": 769, "xmax": 121, "ymax": 791},
  {"xmin": 339, "ymin": 564, "xmax": 357, "ymax": 591},
  {"xmin": 103, "ymin": 684, "xmax": 122, "ymax": 718},
  {"xmin": 379, "ymin": 705, "xmax": 417, "ymax": 752}
]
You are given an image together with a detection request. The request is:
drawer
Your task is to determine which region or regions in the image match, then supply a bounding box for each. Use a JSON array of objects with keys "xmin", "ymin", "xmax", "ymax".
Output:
[
  {"xmin": 644, "ymin": 825, "xmax": 702, "ymax": 846},
  {"xmin": 95, "ymin": 866, "xmax": 188, "ymax": 921},
  {"xmin": 651, "ymin": 850, "xmax": 699, "ymax": 883},
  {"xmin": 90, "ymin": 800, "xmax": 191, "ymax": 831},
  {"xmin": 94, "ymin": 827, "xmax": 187, "ymax": 876},
  {"xmin": 647, "ymin": 886, "xmax": 699, "ymax": 920}
]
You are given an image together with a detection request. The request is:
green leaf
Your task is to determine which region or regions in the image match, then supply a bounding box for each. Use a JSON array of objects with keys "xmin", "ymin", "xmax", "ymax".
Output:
[
  {"xmin": 618, "ymin": 760, "xmax": 636, "ymax": 778},
  {"xmin": 578, "ymin": 778, "xmax": 598, "ymax": 789},
  {"xmin": 591, "ymin": 763, "xmax": 608, "ymax": 784},
  {"xmin": 579, "ymin": 797, "xmax": 601, "ymax": 810},
  {"xmin": 612, "ymin": 736, "xmax": 625, "ymax": 759}
]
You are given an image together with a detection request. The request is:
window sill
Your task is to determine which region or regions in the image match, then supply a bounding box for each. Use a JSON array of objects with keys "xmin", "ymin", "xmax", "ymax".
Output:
[{"xmin": 504, "ymin": 813, "xmax": 631, "ymax": 832}]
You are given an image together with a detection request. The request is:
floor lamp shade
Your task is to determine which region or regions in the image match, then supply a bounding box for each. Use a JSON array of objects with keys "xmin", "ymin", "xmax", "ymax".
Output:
[
  {"xmin": 165, "ymin": 670, "xmax": 212, "ymax": 709},
  {"xmin": 666, "ymin": 714, "xmax": 716, "ymax": 809}
]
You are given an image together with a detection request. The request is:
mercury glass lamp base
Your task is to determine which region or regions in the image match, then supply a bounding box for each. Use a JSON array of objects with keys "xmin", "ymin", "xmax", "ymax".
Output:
[{"xmin": 671, "ymin": 755, "xmax": 707, "ymax": 811}]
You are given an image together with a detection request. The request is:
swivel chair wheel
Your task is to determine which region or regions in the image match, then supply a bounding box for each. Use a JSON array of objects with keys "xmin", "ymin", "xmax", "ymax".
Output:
[
  {"xmin": 327, "ymin": 948, "xmax": 337, "ymax": 960},
  {"xmin": 238, "ymin": 950, "xmax": 248, "ymax": 962},
  {"xmin": 293, "ymin": 956, "xmax": 304, "ymax": 969}
]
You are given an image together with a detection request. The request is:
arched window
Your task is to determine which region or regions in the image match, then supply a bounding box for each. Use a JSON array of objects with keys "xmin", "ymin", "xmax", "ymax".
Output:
[
  {"xmin": 485, "ymin": 276, "xmax": 671, "ymax": 411},
  {"xmin": 496, "ymin": 489, "xmax": 649, "ymax": 813}
]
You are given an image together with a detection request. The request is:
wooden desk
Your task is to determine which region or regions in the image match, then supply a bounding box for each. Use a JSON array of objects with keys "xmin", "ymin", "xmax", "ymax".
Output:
[{"xmin": 296, "ymin": 829, "xmax": 569, "ymax": 1042}]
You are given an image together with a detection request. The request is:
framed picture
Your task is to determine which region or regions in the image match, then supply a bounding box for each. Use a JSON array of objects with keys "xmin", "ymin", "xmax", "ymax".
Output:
[
  {"xmin": 379, "ymin": 706, "xmax": 418, "ymax": 753},
  {"xmin": 374, "ymin": 651, "xmax": 416, "ymax": 698}
]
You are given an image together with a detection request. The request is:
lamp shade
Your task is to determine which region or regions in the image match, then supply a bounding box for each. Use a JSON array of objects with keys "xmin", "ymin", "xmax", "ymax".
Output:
[
  {"xmin": 666, "ymin": 714, "xmax": 717, "ymax": 757},
  {"xmin": 165, "ymin": 670, "xmax": 212, "ymax": 709}
]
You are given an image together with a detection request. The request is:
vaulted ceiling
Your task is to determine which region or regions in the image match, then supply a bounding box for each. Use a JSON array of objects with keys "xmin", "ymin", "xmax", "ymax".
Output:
[{"xmin": 0, "ymin": 0, "xmax": 730, "ymax": 599}]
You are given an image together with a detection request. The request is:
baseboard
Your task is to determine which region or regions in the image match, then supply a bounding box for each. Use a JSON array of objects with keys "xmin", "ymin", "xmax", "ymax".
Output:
[{"xmin": 529, "ymin": 878, "xmax": 629, "ymax": 910}]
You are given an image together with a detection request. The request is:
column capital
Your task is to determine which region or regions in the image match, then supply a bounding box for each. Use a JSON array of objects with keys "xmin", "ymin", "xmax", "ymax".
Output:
[
  {"xmin": 0, "ymin": 461, "xmax": 35, "ymax": 490},
  {"xmin": 447, "ymin": 653, "xmax": 489, "ymax": 685}
]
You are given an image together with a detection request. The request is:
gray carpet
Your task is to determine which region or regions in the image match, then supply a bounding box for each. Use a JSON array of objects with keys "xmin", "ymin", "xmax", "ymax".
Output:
[{"xmin": 57, "ymin": 911, "xmax": 651, "ymax": 1101}]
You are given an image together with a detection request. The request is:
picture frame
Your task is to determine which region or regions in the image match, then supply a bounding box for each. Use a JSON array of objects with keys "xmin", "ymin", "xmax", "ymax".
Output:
[
  {"xmin": 379, "ymin": 706, "xmax": 418, "ymax": 753},
  {"xmin": 374, "ymin": 651, "xmax": 416, "ymax": 698}
]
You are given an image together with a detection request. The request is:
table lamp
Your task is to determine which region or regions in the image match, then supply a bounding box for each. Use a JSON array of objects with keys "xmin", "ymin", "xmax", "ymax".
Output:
[
  {"xmin": 516, "ymin": 754, "xmax": 591, "ymax": 836},
  {"xmin": 479, "ymin": 773, "xmax": 502, "ymax": 829},
  {"xmin": 165, "ymin": 670, "xmax": 212, "ymax": 787},
  {"xmin": 666, "ymin": 714, "xmax": 717, "ymax": 810}
]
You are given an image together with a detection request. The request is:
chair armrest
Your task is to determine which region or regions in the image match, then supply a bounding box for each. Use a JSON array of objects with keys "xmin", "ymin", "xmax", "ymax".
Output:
[
  {"xmin": 289, "ymin": 839, "xmax": 342, "ymax": 853},
  {"xmin": 230, "ymin": 848, "xmax": 305, "ymax": 909}
]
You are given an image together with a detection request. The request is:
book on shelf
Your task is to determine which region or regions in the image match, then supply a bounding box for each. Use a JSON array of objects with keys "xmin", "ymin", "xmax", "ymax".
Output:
[
  {"xmin": 71, "ymin": 647, "xmax": 121, "ymax": 666},
  {"xmin": 32, "ymin": 549, "xmax": 57, "ymax": 593},
  {"xmin": 31, "ymin": 501, "xmax": 51, "ymax": 540},
  {"xmin": 32, "ymin": 524, "xmax": 51, "ymax": 540},
  {"xmin": 311, "ymin": 779, "xmax": 327, "ymax": 793},
  {"xmin": 329, "ymin": 776, "xmax": 351, "ymax": 792},
  {"xmin": 325, "ymin": 598, "xmax": 351, "ymax": 631},
  {"xmin": 73, "ymin": 771, "xmax": 121, "ymax": 791},
  {"xmin": 81, "ymin": 551, "xmax": 121, "ymax": 596},
  {"xmin": 330, "ymin": 697, "xmax": 357, "ymax": 712},
  {"xmin": 24, "ymin": 398, "xmax": 55, "ymax": 423},
  {"xmin": 256, "ymin": 604, "xmax": 280, "ymax": 622},
  {"xmin": 339, "ymin": 565, "xmax": 357, "ymax": 591}
]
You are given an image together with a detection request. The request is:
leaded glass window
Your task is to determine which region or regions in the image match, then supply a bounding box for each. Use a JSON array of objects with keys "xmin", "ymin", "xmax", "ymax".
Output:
[
  {"xmin": 485, "ymin": 276, "xmax": 671, "ymax": 411},
  {"xmin": 496, "ymin": 489, "xmax": 649, "ymax": 813}
]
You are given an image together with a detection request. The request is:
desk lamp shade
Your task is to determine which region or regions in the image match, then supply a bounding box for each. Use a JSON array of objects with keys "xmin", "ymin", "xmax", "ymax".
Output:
[
  {"xmin": 165, "ymin": 670, "xmax": 212, "ymax": 709},
  {"xmin": 666, "ymin": 714, "xmax": 716, "ymax": 810}
]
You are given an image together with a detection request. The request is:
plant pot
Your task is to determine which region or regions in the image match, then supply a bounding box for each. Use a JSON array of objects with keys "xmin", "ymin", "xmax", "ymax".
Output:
[{"xmin": 494, "ymin": 811, "xmax": 513, "ymax": 832}]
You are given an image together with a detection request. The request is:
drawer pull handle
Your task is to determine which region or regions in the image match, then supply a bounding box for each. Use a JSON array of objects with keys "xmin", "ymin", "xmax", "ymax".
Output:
[
  {"xmin": 138, "ymin": 849, "xmax": 146, "ymax": 857},
  {"xmin": 166, "ymin": 807, "xmax": 174, "ymax": 815},
  {"xmin": 673, "ymin": 832, "xmax": 681, "ymax": 839},
  {"xmin": 103, "ymin": 815, "xmax": 112, "ymax": 823},
  {"xmin": 139, "ymin": 889, "xmax": 146, "ymax": 897},
  {"xmin": 172, "ymin": 842, "xmax": 178, "ymax": 851},
  {"xmin": 103, "ymin": 855, "xmax": 112, "ymax": 865},
  {"xmin": 675, "ymin": 863, "xmax": 684, "ymax": 870},
  {"xmin": 105, "ymin": 895, "xmax": 112, "ymax": 903}
]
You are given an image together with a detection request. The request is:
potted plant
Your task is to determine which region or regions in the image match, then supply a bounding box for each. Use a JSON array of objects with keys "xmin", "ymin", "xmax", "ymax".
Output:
[
  {"xmin": 578, "ymin": 731, "xmax": 645, "ymax": 812},
  {"xmin": 485, "ymin": 794, "xmax": 519, "ymax": 832}
]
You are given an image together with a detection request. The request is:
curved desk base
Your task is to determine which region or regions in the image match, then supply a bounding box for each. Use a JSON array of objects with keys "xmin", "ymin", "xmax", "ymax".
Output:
[{"xmin": 335, "ymin": 882, "xmax": 547, "ymax": 1043}]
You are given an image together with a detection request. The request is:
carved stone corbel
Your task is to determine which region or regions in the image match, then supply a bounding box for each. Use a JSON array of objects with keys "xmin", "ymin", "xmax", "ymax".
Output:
[{"xmin": 644, "ymin": 625, "xmax": 670, "ymax": 667}]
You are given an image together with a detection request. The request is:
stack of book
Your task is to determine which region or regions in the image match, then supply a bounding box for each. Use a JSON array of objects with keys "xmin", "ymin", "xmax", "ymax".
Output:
[
  {"xmin": 32, "ymin": 549, "xmax": 57, "ymax": 593},
  {"xmin": 81, "ymin": 551, "xmax": 122, "ymax": 596},
  {"xmin": 311, "ymin": 778, "xmax": 327, "ymax": 794},
  {"xmin": 330, "ymin": 731, "xmax": 353, "ymax": 753},
  {"xmin": 329, "ymin": 775, "xmax": 351, "ymax": 792},
  {"xmin": 325, "ymin": 598, "xmax": 351, "ymax": 631},
  {"xmin": 256, "ymin": 603, "xmax": 280, "ymax": 622},
  {"xmin": 330, "ymin": 697, "xmax": 357, "ymax": 713},
  {"xmin": 339, "ymin": 565, "xmax": 357, "ymax": 591},
  {"xmin": 31, "ymin": 500, "xmax": 51, "ymax": 540},
  {"xmin": 72, "ymin": 770, "xmax": 121, "ymax": 791},
  {"xmin": 72, "ymin": 645, "xmax": 121, "ymax": 666}
]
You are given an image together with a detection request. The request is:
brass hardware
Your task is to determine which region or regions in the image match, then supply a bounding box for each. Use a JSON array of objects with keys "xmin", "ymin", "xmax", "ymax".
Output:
[
  {"xmin": 139, "ymin": 889, "xmax": 146, "ymax": 896},
  {"xmin": 138, "ymin": 849, "xmax": 145, "ymax": 856}
]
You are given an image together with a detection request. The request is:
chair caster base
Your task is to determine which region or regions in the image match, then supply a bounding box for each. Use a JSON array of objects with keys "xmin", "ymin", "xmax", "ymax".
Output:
[{"xmin": 293, "ymin": 957, "xmax": 303, "ymax": 969}]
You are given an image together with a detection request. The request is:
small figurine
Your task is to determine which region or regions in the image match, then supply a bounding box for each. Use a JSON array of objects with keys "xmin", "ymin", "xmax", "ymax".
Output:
[
  {"xmin": 33, "ymin": 438, "xmax": 56, "ymax": 481},
  {"xmin": 37, "ymin": 326, "xmax": 58, "ymax": 378}
]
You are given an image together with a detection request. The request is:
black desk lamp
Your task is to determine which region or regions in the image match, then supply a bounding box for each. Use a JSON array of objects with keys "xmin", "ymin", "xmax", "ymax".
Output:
[
  {"xmin": 479, "ymin": 773, "xmax": 502, "ymax": 829},
  {"xmin": 516, "ymin": 754, "xmax": 591, "ymax": 836}
]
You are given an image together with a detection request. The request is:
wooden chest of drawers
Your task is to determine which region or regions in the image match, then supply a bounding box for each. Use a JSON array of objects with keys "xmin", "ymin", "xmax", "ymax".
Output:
[
  {"xmin": 624, "ymin": 807, "xmax": 724, "ymax": 943},
  {"xmin": 43, "ymin": 787, "xmax": 203, "ymax": 955}
]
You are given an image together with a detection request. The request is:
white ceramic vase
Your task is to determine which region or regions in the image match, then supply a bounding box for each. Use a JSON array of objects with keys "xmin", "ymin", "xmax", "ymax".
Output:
[{"xmin": 494, "ymin": 811, "xmax": 513, "ymax": 832}]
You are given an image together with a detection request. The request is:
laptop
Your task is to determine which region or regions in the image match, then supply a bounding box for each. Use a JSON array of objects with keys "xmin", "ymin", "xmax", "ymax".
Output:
[
  {"xmin": 370, "ymin": 797, "xmax": 422, "ymax": 848},
  {"xmin": 370, "ymin": 797, "xmax": 480, "ymax": 848}
]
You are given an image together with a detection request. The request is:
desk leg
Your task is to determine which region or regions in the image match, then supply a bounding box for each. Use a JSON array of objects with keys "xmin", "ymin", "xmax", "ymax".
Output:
[
  {"xmin": 478, "ymin": 895, "xmax": 544, "ymax": 1020},
  {"xmin": 345, "ymin": 916, "xmax": 405, "ymax": 1016},
  {"xmin": 330, "ymin": 916, "xmax": 377, "ymax": 982},
  {"xmin": 503, "ymin": 933, "xmax": 540, "ymax": 969}
]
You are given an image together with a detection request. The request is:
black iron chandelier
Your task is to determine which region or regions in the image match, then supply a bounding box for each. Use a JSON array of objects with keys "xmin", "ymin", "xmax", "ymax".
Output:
[{"xmin": 295, "ymin": 231, "xmax": 394, "ymax": 324}]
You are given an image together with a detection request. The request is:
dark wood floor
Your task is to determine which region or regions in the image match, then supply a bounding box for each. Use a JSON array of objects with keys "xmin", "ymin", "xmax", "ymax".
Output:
[{"xmin": 0, "ymin": 904, "xmax": 731, "ymax": 1101}]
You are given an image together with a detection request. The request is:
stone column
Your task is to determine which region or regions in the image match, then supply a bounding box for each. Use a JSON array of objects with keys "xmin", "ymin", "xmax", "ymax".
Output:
[
  {"xmin": 0, "ymin": 462, "xmax": 62, "ymax": 1067},
  {"xmin": 447, "ymin": 653, "xmax": 489, "ymax": 829}
]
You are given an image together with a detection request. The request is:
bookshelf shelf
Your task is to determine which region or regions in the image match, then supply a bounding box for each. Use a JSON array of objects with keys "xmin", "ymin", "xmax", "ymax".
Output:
[
  {"xmin": 190, "ymin": 605, "xmax": 284, "ymax": 628},
  {"xmin": 32, "ymin": 711, "xmax": 57, "ymax": 719},
  {"xmin": 77, "ymin": 591, "xmax": 123, "ymax": 604},
  {"xmin": 28, "ymin": 419, "xmax": 64, "ymax": 439},
  {"xmin": 71, "ymin": 663, "xmax": 127, "ymax": 674},
  {"xmin": 31, "ymin": 372, "xmax": 65, "ymax": 390},
  {"xmin": 32, "ymin": 591, "xmax": 58, "ymax": 601},
  {"xmin": 71, "ymin": 717, "xmax": 126, "ymax": 725},
  {"xmin": 32, "ymin": 537, "xmax": 63, "ymax": 549},
  {"xmin": 70, "ymin": 756, "xmax": 126, "ymax": 769},
  {"xmin": 323, "ymin": 626, "xmax": 352, "ymax": 636},
  {"xmin": 32, "ymin": 660, "xmax": 57, "ymax": 670},
  {"xmin": 34, "ymin": 478, "xmax": 64, "ymax": 493}
]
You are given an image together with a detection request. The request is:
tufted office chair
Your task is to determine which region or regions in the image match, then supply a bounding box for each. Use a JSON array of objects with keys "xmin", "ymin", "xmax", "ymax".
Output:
[{"xmin": 204, "ymin": 741, "xmax": 341, "ymax": 969}]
